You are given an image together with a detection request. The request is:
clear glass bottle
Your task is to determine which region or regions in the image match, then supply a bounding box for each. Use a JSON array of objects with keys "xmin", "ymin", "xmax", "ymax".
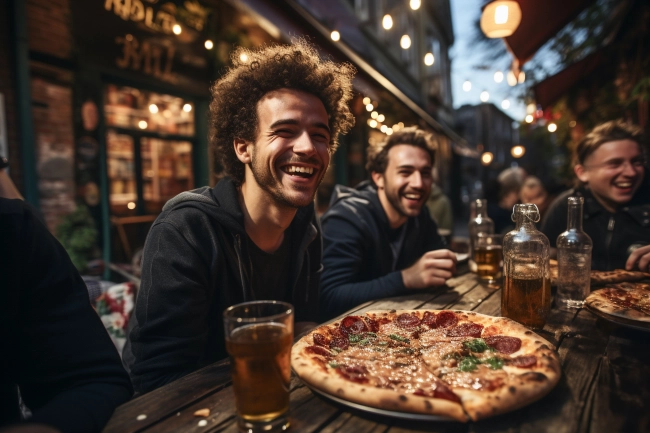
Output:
[
  {"xmin": 468, "ymin": 199, "xmax": 495, "ymax": 273},
  {"xmin": 556, "ymin": 197, "xmax": 593, "ymax": 310},
  {"xmin": 502, "ymin": 204, "xmax": 551, "ymax": 328}
]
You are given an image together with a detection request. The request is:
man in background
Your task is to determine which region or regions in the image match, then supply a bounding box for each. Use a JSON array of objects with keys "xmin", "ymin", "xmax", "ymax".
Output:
[
  {"xmin": 541, "ymin": 119, "xmax": 650, "ymax": 271},
  {"xmin": 319, "ymin": 127, "xmax": 456, "ymax": 319}
]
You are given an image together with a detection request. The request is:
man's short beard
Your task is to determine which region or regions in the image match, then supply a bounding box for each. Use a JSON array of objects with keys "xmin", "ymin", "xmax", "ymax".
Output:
[{"xmin": 249, "ymin": 155, "xmax": 323, "ymax": 208}]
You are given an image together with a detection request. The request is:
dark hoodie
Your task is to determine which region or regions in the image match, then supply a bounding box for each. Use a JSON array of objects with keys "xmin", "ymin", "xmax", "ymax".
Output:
[
  {"xmin": 319, "ymin": 181, "xmax": 445, "ymax": 320},
  {"xmin": 123, "ymin": 178, "xmax": 322, "ymax": 394}
]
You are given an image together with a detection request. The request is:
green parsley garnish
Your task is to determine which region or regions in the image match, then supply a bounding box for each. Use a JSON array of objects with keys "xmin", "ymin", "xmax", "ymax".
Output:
[
  {"xmin": 365, "ymin": 332, "xmax": 378, "ymax": 339},
  {"xmin": 484, "ymin": 357, "xmax": 504, "ymax": 370},
  {"xmin": 358, "ymin": 339, "xmax": 370, "ymax": 346},
  {"xmin": 458, "ymin": 356, "xmax": 481, "ymax": 372},
  {"xmin": 389, "ymin": 334, "xmax": 410, "ymax": 343},
  {"xmin": 348, "ymin": 334, "xmax": 362, "ymax": 343},
  {"xmin": 462, "ymin": 338, "xmax": 494, "ymax": 353},
  {"xmin": 328, "ymin": 361, "xmax": 339, "ymax": 368}
]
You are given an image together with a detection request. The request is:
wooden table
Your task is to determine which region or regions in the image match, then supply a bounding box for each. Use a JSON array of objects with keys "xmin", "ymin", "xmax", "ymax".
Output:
[{"xmin": 103, "ymin": 267, "xmax": 650, "ymax": 433}]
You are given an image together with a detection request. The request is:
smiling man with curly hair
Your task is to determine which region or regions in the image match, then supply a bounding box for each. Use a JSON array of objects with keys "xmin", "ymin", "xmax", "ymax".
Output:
[{"xmin": 124, "ymin": 39, "xmax": 355, "ymax": 394}]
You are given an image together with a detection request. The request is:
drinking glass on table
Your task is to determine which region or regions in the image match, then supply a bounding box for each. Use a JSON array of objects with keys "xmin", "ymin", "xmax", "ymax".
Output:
[
  {"xmin": 474, "ymin": 233, "xmax": 503, "ymax": 284},
  {"xmin": 224, "ymin": 301, "xmax": 294, "ymax": 433}
]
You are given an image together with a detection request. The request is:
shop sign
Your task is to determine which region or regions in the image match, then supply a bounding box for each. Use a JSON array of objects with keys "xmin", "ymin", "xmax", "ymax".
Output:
[{"xmin": 72, "ymin": 0, "xmax": 212, "ymax": 95}]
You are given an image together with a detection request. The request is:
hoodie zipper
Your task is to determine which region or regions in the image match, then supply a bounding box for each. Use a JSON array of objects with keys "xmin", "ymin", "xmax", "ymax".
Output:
[
  {"xmin": 233, "ymin": 234, "xmax": 249, "ymax": 302},
  {"xmin": 605, "ymin": 216, "xmax": 615, "ymax": 269}
]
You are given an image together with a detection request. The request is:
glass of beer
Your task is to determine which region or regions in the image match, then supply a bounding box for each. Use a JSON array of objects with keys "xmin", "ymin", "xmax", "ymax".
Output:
[
  {"xmin": 224, "ymin": 301, "xmax": 293, "ymax": 433},
  {"xmin": 474, "ymin": 233, "xmax": 503, "ymax": 284}
]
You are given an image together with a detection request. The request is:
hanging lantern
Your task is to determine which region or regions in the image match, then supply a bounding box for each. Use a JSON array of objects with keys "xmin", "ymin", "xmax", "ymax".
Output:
[{"xmin": 480, "ymin": 1, "xmax": 522, "ymax": 38}]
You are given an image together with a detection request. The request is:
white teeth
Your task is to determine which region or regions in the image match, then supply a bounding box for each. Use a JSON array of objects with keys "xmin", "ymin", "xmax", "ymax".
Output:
[
  {"xmin": 616, "ymin": 182, "xmax": 632, "ymax": 187},
  {"xmin": 405, "ymin": 194, "xmax": 420, "ymax": 199},
  {"xmin": 285, "ymin": 166, "xmax": 313, "ymax": 174}
]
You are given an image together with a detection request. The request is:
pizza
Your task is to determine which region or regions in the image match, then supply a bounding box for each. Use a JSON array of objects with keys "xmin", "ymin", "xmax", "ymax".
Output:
[
  {"xmin": 585, "ymin": 282, "xmax": 650, "ymax": 322},
  {"xmin": 292, "ymin": 310, "xmax": 561, "ymax": 422},
  {"xmin": 590, "ymin": 269, "xmax": 650, "ymax": 286}
]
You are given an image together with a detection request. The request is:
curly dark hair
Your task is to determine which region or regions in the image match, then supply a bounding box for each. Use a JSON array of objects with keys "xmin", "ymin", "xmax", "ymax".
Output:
[
  {"xmin": 209, "ymin": 39, "xmax": 356, "ymax": 184},
  {"xmin": 366, "ymin": 127, "xmax": 436, "ymax": 175}
]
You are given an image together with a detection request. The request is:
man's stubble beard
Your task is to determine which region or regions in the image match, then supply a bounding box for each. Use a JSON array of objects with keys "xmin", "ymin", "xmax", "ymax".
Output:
[{"xmin": 249, "ymin": 154, "xmax": 326, "ymax": 209}]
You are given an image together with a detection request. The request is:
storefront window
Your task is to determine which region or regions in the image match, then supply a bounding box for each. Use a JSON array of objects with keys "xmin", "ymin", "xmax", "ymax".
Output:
[
  {"xmin": 106, "ymin": 131, "xmax": 136, "ymax": 213},
  {"xmin": 105, "ymin": 84, "xmax": 195, "ymax": 135}
]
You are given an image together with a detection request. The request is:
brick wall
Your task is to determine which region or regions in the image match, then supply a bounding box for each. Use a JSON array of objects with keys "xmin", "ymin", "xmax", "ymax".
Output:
[
  {"xmin": 27, "ymin": 0, "xmax": 72, "ymax": 59},
  {"xmin": 0, "ymin": 0, "xmax": 23, "ymax": 191},
  {"xmin": 31, "ymin": 75, "xmax": 76, "ymax": 233}
]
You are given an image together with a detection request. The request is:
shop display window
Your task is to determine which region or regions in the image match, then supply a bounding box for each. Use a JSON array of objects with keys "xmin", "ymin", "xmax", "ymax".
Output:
[
  {"xmin": 106, "ymin": 130, "xmax": 136, "ymax": 212},
  {"xmin": 105, "ymin": 84, "xmax": 195, "ymax": 135}
]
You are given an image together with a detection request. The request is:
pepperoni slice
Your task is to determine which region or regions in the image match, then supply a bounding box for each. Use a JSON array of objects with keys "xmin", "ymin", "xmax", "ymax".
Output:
[
  {"xmin": 305, "ymin": 345, "xmax": 332, "ymax": 357},
  {"xmin": 340, "ymin": 316, "xmax": 368, "ymax": 335},
  {"xmin": 329, "ymin": 336, "xmax": 349, "ymax": 351},
  {"xmin": 422, "ymin": 311, "xmax": 437, "ymax": 328},
  {"xmin": 484, "ymin": 336, "xmax": 522, "ymax": 354},
  {"xmin": 363, "ymin": 316, "xmax": 380, "ymax": 333},
  {"xmin": 446, "ymin": 322, "xmax": 484, "ymax": 338},
  {"xmin": 396, "ymin": 313, "xmax": 421, "ymax": 329},
  {"xmin": 510, "ymin": 355, "xmax": 537, "ymax": 368},
  {"xmin": 313, "ymin": 333, "xmax": 328, "ymax": 347},
  {"xmin": 435, "ymin": 311, "xmax": 459, "ymax": 328},
  {"xmin": 336, "ymin": 365, "xmax": 369, "ymax": 383},
  {"xmin": 414, "ymin": 381, "xmax": 461, "ymax": 403}
]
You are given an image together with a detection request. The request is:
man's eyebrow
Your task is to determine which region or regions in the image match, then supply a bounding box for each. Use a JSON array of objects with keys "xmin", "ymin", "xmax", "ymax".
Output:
[
  {"xmin": 396, "ymin": 164, "xmax": 432, "ymax": 170},
  {"xmin": 269, "ymin": 119, "xmax": 330, "ymax": 133}
]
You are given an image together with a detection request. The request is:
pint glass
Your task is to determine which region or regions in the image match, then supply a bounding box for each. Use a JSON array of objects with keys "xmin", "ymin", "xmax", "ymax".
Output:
[{"xmin": 224, "ymin": 301, "xmax": 293, "ymax": 432}]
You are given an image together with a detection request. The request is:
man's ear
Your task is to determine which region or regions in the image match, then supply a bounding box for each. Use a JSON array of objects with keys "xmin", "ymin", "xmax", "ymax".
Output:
[
  {"xmin": 371, "ymin": 171, "xmax": 384, "ymax": 189},
  {"xmin": 574, "ymin": 164, "xmax": 589, "ymax": 183},
  {"xmin": 234, "ymin": 138, "xmax": 251, "ymax": 164}
]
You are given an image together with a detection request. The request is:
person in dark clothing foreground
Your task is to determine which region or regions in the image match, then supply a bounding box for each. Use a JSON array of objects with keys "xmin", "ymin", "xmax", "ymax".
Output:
[
  {"xmin": 123, "ymin": 40, "xmax": 356, "ymax": 394},
  {"xmin": 319, "ymin": 127, "xmax": 457, "ymax": 319},
  {"xmin": 541, "ymin": 119, "xmax": 650, "ymax": 271},
  {"xmin": 0, "ymin": 198, "xmax": 132, "ymax": 433}
]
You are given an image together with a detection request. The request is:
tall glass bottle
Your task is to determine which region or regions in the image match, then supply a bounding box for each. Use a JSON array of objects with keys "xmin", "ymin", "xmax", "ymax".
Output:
[
  {"xmin": 468, "ymin": 199, "xmax": 495, "ymax": 272},
  {"xmin": 502, "ymin": 204, "xmax": 551, "ymax": 329},
  {"xmin": 556, "ymin": 197, "xmax": 593, "ymax": 310}
]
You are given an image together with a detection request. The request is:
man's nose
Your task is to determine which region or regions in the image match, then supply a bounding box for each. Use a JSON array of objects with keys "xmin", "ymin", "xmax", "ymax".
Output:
[
  {"xmin": 410, "ymin": 171, "xmax": 423, "ymax": 188},
  {"xmin": 293, "ymin": 131, "xmax": 317, "ymax": 156}
]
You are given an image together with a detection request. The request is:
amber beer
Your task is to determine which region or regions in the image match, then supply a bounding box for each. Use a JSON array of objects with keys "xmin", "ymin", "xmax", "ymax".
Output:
[
  {"xmin": 474, "ymin": 245, "xmax": 503, "ymax": 280},
  {"xmin": 224, "ymin": 301, "xmax": 293, "ymax": 432},
  {"xmin": 502, "ymin": 275, "xmax": 551, "ymax": 329}
]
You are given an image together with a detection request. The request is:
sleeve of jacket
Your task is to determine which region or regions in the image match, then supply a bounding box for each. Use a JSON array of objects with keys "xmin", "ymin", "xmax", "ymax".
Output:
[
  {"xmin": 12, "ymin": 202, "xmax": 132, "ymax": 433},
  {"xmin": 126, "ymin": 219, "xmax": 213, "ymax": 394},
  {"xmin": 319, "ymin": 214, "xmax": 406, "ymax": 321}
]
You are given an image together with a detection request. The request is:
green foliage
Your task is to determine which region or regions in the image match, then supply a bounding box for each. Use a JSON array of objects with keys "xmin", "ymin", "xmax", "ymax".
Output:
[{"xmin": 56, "ymin": 204, "xmax": 98, "ymax": 273}]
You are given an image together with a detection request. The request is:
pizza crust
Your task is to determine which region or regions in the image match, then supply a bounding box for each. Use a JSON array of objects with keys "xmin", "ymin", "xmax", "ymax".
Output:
[
  {"xmin": 292, "ymin": 310, "xmax": 561, "ymax": 422},
  {"xmin": 585, "ymin": 283, "xmax": 650, "ymax": 322},
  {"xmin": 590, "ymin": 269, "xmax": 650, "ymax": 286}
]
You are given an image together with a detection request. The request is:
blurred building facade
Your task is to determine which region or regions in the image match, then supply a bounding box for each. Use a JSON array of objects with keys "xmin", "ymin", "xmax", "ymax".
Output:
[
  {"xmin": 0, "ymin": 0, "xmax": 465, "ymax": 267},
  {"xmin": 454, "ymin": 103, "xmax": 518, "ymax": 217}
]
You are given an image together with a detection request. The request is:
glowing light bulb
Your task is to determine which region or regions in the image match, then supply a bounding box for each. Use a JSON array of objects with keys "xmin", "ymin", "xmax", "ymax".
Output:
[
  {"xmin": 138, "ymin": 120, "xmax": 148, "ymax": 129},
  {"xmin": 240, "ymin": 53, "xmax": 249, "ymax": 63},
  {"xmin": 204, "ymin": 40, "xmax": 214, "ymax": 50},
  {"xmin": 410, "ymin": 0, "xmax": 421, "ymax": 10},
  {"xmin": 424, "ymin": 53, "xmax": 434, "ymax": 66},
  {"xmin": 463, "ymin": 80, "xmax": 472, "ymax": 92},
  {"xmin": 183, "ymin": 104, "xmax": 192, "ymax": 113},
  {"xmin": 494, "ymin": 71, "xmax": 504, "ymax": 83},
  {"xmin": 481, "ymin": 152, "xmax": 494, "ymax": 165},
  {"xmin": 380, "ymin": 125, "xmax": 387, "ymax": 133},
  {"xmin": 548, "ymin": 123, "xmax": 557, "ymax": 132},
  {"xmin": 501, "ymin": 99, "xmax": 510, "ymax": 109},
  {"xmin": 480, "ymin": 91, "xmax": 489, "ymax": 102},
  {"xmin": 371, "ymin": 111, "xmax": 378, "ymax": 119},
  {"xmin": 377, "ymin": 114, "xmax": 385, "ymax": 123},
  {"xmin": 331, "ymin": 30, "xmax": 340, "ymax": 41},
  {"xmin": 149, "ymin": 104, "xmax": 159, "ymax": 114},
  {"xmin": 366, "ymin": 103, "xmax": 374, "ymax": 111},
  {"xmin": 369, "ymin": 119, "xmax": 378, "ymax": 128},
  {"xmin": 400, "ymin": 35, "xmax": 411, "ymax": 49},
  {"xmin": 363, "ymin": 97, "xmax": 371, "ymax": 105},
  {"xmin": 172, "ymin": 24, "xmax": 181, "ymax": 35},
  {"xmin": 507, "ymin": 70, "xmax": 517, "ymax": 86},
  {"xmin": 525, "ymin": 114, "xmax": 534, "ymax": 123},
  {"xmin": 382, "ymin": 14, "xmax": 393, "ymax": 30}
]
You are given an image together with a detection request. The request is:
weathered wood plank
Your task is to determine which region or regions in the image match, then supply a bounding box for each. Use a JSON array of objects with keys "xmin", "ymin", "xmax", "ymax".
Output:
[
  {"xmin": 589, "ymin": 327, "xmax": 650, "ymax": 433},
  {"xmin": 469, "ymin": 288, "xmax": 501, "ymax": 316},
  {"xmin": 102, "ymin": 360, "xmax": 231, "ymax": 433}
]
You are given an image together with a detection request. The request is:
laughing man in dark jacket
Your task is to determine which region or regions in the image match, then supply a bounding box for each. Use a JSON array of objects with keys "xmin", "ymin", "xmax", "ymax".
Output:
[
  {"xmin": 541, "ymin": 119, "xmax": 650, "ymax": 271},
  {"xmin": 320, "ymin": 128, "xmax": 457, "ymax": 320},
  {"xmin": 123, "ymin": 40, "xmax": 356, "ymax": 394}
]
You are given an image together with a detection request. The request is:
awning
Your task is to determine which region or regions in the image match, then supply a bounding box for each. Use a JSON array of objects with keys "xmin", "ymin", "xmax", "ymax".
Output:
[
  {"xmin": 532, "ymin": 49, "xmax": 606, "ymax": 110},
  {"xmin": 502, "ymin": 0, "xmax": 597, "ymax": 71}
]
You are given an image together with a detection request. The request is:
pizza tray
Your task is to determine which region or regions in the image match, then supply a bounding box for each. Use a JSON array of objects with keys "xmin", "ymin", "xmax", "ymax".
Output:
[
  {"xmin": 585, "ymin": 303, "xmax": 650, "ymax": 332},
  {"xmin": 307, "ymin": 385, "xmax": 458, "ymax": 422}
]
